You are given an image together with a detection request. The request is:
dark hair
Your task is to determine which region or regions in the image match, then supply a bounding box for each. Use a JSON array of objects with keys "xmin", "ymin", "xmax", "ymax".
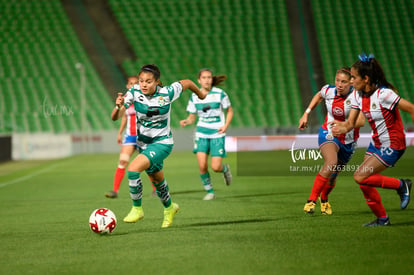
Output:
[
  {"xmin": 198, "ymin": 68, "xmax": 227, "ymax": 86},
  {"xmin": 352, "ymin": 53, "xmax": 397, "ymax": 92},
  {"xmin": 139, "ymin": 64, "xmax": 161, "ymax": 80},
  {"xmin": 336, "ymin": 66, "xmax": 351, "ymax": 78}
]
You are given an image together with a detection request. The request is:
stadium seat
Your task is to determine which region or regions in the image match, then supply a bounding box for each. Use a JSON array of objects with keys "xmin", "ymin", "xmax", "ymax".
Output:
[
  {"xmin": 0, "ymin": 0, "xmax": 115, "ymax": 133},
  {"xmin": 312, "ymin": 0, "xmax": 413, "ymax": 125},
  {"xmin": 108, "ymin": 0, "xmax": 302, "ymax": 128}
]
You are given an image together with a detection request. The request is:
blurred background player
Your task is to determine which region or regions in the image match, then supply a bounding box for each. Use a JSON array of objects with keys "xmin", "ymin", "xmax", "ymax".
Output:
[
  {"xmin": 111, "ymin": 64, "xmax": 207, "ymax": 228},
  {"xmin": 180, "ymin": 68, "xmax": 233, "ymax": 200},
  {"xmin": 299, "ymin": 67, "xmax": 365, "ymax": 215},
  {"xmin": 332, "ymin": 53, "xmax": 414, "ymax": 226},
  {"xmin": 106, "ymin": 76, "xmax": 139, "ymax": 198}
]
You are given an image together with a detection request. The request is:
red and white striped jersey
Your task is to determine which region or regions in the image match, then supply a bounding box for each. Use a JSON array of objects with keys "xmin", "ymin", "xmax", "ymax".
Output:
[
  {"xmin": 320, "ymin": 85, "xmax": 359, "ymax": 144},
  {"xmin": 125, "ymin": 104, "xmax": 137, "ymax": 136},
  {"xmin": 351, "ymin": 88, "xmax": 405, "ymax": 150}
]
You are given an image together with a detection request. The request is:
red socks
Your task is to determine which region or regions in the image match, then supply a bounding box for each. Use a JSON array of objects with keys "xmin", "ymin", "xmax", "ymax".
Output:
[
  {"xmin": 320, "ymin": 179, "xmax": 336, "ymax": 201},
  {"xmin": 113, "ymin": 167, "xmax": 126, "ymax": 192},
  {"xmin": 308, "ymin": 173, "xmax": 329, "ymax": 202},
  {"xmin": 359, "ymin": 174, "xmax": 401, "ymax": 189},
  {"xmin": 357, "ymin": 174, "xmax": 400, "ymax": 218},
  {"xmin": 359, "ymin": 185, "xmax": 387, "ymax": 218}
]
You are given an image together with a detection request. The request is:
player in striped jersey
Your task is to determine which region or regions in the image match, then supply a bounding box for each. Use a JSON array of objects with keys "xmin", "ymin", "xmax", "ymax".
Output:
[
  {"xmin": 332, "ymin": 53, "xmax": 414, "ymax": 226},
  {"xmin": 299, "ymin": 67, "xmax": 365, "ymax": 215},
  {"xmin": 180, "ymin": 69, "xmax": 233, "ymax": 200},
  {"xmin": 105, "ymin": 76, "xmax": 139, "ymax": 199},
  {"xmin": 111, "ymin": 64, "xmax": 207, "ymax": 228}
]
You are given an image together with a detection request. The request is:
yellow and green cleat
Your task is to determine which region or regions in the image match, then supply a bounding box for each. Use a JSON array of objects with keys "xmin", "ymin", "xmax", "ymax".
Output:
[
  {"xmin": 161, "ymin": 203, "xmax": 180, "ymax": 228},
  {"xmin": 123, "ymin": 206, "xmax": 144, "ymax": 223}
]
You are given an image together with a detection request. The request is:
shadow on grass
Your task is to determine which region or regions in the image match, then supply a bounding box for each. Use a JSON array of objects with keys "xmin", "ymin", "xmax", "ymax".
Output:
[
  {"xmin": 181, "ymin": 217, "xmax": 278, "ymax": 228},
  {"xmin": 226, "ymin": 192, "xmax": 300, "ymax": 199},
  {"xmin": 171, "ymin": 189, "xmax": 205, "ymax": 195}
]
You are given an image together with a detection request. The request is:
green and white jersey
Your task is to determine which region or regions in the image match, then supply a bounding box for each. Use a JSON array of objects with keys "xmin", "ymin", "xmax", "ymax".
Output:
[
  {"xmin": 186, "ymin": 86, "xmax": 231, "ymax": 138},
  {"xmin": 124, "ymin": 82, "xmax": 183, "ymax": 149}
]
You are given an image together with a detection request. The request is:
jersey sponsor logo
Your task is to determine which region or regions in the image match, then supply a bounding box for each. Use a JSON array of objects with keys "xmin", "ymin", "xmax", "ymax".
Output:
[
  {"xmin": 333, "ymin": 106, "xmax": 344, "ymax": 117},
  {"xmin": 200, "ymin": 116, "xmax": 220, "ymax": 123}
]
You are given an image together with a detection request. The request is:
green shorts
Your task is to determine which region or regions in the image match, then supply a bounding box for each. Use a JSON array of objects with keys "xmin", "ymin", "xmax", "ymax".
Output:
[
  {"xmin": 193, "ymin": 136, "xmax": 226, "ymax": 157},
  {"xmin": 139, "ymin": 143, "xmax": 173, "ymax": 174}
]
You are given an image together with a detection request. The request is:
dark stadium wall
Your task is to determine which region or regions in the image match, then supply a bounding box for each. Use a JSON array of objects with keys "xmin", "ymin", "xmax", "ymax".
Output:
[{"xmin": 0, "ymin": 136, "xmax": 12, "ymax": 162}]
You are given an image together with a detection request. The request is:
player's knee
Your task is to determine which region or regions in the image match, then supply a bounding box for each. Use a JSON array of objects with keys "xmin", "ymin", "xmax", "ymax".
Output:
[
  {"xmin": 353, "ymin": 173, "xmax": 366, "ymax": 184},
  {"xmin": 211, "ymin": 163, "xmax": 222, "ymax": 173},
  {"xmin": 119, "ymin": 153, "xmax": 130, "ymax": 168}
]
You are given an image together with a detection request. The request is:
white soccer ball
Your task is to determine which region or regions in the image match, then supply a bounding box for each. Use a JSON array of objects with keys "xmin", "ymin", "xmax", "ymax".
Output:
[{"xmin": 89, "ymin": 208, "xmax": 117, "ymax": 234}]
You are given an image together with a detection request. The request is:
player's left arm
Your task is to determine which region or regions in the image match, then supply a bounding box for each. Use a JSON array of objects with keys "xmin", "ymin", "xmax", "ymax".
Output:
[
  {"xmin": 218, "ymin": 106, "xmax": 233, "ymax": 133},
  {"xmin": 397, "ymin": 98, "xmax": 414, "ymax": 124},
  {"xmin": 179, "ymin": 79, "xmax": 207, "ymax": 99}
]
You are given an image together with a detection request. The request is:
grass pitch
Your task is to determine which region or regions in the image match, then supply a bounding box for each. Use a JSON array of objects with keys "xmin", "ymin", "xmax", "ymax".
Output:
[{"xmin": 1, "ymin": 148, "xmax": 414, "ymax": 274}]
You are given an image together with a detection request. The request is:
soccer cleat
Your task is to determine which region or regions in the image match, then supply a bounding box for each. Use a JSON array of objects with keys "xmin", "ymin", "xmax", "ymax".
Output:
[
  {"xmin": 363, "ymin": 217, "xmax": 391, "ymax": 227},
  {"xmin": 161, "ymin": 203, "xmax": 180, "ymax": 228},
  {"xmin": 397, "ymin": 179, "xmax": 412, "ymax": 209},
  {"xmin": 223, "ymin": 164, "xmax": 232, "ymax": 186},
  {"xmin": 123, "ymin": 206, "xmax": 144, "ymax": 223},
  {"xmin": 304, "ymin": 201, "xmax": 316, "ymax": 214},
  {"xmin": 105, "ymin": 190, "xmax": 118, "ymax": 198},
  {"xmin": 320, "ymin": 201, "xmax": 332, "ymax": 215},
  {"xmin": 203, "ymin": 193, "xmax": 216, "ymax": 201}
]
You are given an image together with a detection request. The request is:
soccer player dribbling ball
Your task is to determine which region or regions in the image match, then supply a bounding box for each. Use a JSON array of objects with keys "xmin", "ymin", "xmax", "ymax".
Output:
[
  {"xmin": 332, "ymin": 53, "xmax": 414, "ymax": 227},
  {"xmin": 180, "ymin": 69, "xmax": 233, "ymax": 200},
  {"xmin": 106, "ymin": 76, "xmax": 156, "ymax": 199},
  {"xmin": 111, "ymin": 64, "xmax": 207, "ymax": 228},
  {"xmin": 299, "ymin": 67, "xmax": 365, "ymax": 215}
]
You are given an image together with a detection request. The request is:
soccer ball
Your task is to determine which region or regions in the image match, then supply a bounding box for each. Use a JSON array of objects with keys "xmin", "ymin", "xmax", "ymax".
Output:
[{"xmin": 89, "ymin": 208, "xmax": 117, "ymax": 234}]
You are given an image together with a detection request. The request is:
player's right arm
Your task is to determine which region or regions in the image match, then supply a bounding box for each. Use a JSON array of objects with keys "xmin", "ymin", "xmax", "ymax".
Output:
[
  {"xmin": 298, "ymin": 92, "xmax": 324, "ymax": 130},
  {"xmin": 111, "ymin": 93, "xmax": 126, "ymax": 121},
  {"xmin": 180, "ymin": 113, "xmax": 197, "ymax": 127},
  {"xmin": 331, "ymin": 108, "xmax": 360, "ymax": 136}
]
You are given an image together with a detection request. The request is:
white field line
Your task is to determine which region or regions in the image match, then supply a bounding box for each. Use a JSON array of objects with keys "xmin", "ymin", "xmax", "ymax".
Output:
[{"xmin": 0, "ymin": 163, "xmax": 63, "ymax": 188}]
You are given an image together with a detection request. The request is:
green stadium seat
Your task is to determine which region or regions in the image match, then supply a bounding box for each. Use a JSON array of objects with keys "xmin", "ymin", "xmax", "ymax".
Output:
[{"xmin": 108, "ymin": 0, "xmax": 301, "ymax": 128}]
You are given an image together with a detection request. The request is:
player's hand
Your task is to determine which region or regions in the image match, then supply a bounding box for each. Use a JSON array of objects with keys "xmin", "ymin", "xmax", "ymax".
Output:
[
  {"xmin": 117, "ymin": 133, "xmax": 122, "ymax": 145},
  {"xmin": 115, "ymin": 92, "xmax": 124, "ymax": 107},
  {"xmin": 298, "ymin": 115, "xmax": 308, "ymax": 130},
  {"xmin": 180, "ymin": 120, "xmax": 188, "ymax": 128},
  {"xmin": 330, "ymin": 120, "xmax": 346, "ymax": 136},
  {"xmin": 218, "ymin": 126, "xmax": 226, "ymax": 134}
]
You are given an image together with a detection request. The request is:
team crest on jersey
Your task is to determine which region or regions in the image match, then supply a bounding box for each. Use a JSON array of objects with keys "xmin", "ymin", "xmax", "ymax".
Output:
[
  {"xmin": 372, "ymin": 103, "xmax": 377, "ymax": 110},
  {"xmin": 158, "ymin": 96, "xmax": 166, "ymax": 106},
  {"xmin": 345, "ymin": 99, "xmax": 351, "ymax": 105},
  {"xmin": 333, "ymin": 106, "xmax": 344, "ymax": 117}
]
